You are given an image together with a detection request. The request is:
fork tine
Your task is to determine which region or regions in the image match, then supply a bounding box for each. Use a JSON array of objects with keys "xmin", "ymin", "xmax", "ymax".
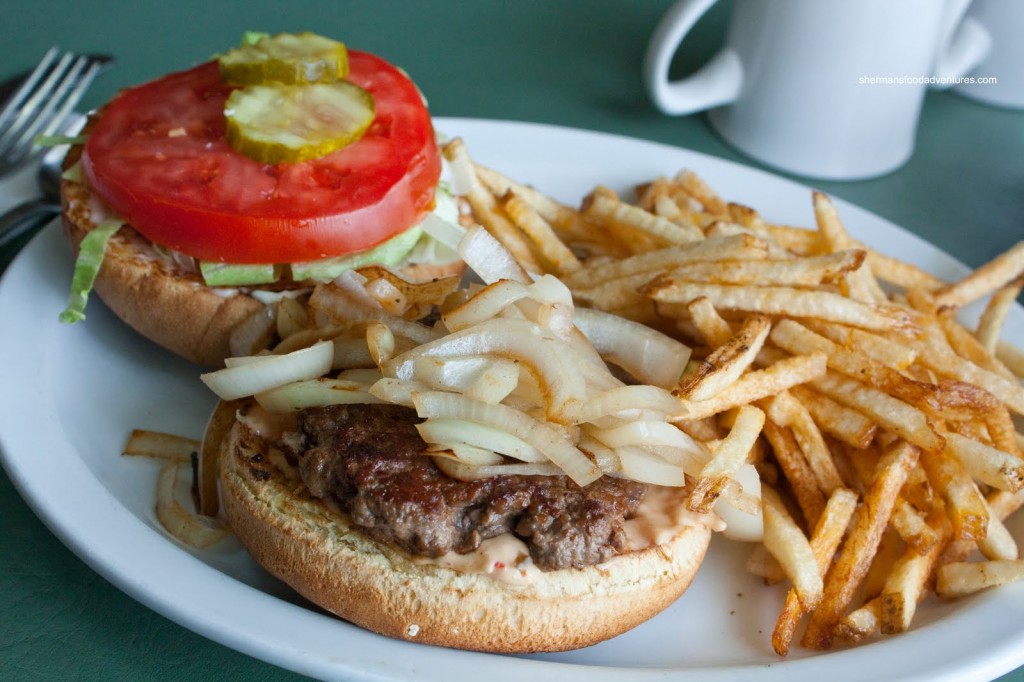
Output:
[
  {"xmin": 0, "ymin": 52, "xmax": 75, "ymax": 146},
  {"xmin": 39, "ymin": 60, "xmax": 100, "ymax": 139},
  {"xmin": 0, "ymin": 51, "xmax": 104, "ymax": 175},
  {"xmin": 0, "ymin": 51, "xmax": 77, "ymax": 152},
  {"xmin": 5, "ymin": 55, "xmax": 91, "ymax": 152},
  {"xmin": 0, "ymin": 47, "xmax": 61, "ymax": 131}
]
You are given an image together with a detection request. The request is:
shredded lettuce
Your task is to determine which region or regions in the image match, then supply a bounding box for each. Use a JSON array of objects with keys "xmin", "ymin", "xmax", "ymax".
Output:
[
  {"xmin": 59, "ymin": 220, "xmax": 123, "ymax": 324},
  {"xmin": 34, "ymin": 133, "xmax": 88, "ymax": 147},
  {"xmin": 61, "ymin": 161, "xmax": 84, "ymax": 183},
  {"xmin": 242, "ymin": 31, "xmax": 270, "ymax": 46}
]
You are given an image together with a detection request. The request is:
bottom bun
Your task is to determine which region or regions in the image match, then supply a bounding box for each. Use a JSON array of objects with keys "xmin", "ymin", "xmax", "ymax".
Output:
[
  {"xmin": 60, "ymin": 155, "xmax": 465, "ymax": 367},
  {"xmin": 219, "ymin": 417, "xmax": 712, "ymax": 653},
  {"xmin": 61, "ymin": 177, "xmax": 263, "ymax": 367}
]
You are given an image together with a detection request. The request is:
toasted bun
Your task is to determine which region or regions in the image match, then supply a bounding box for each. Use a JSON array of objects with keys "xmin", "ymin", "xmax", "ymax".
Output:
[
  {"xmin": 218, "ymin": 415, "xmax": 712, "ymax": 653},
  {"xmin": 60, "ymin": 141, "xmax": 465, "ymax": 367}
]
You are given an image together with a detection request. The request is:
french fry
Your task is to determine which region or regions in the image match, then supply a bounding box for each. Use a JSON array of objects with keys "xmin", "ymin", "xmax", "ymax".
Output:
[
  {"xmin": 562, "ymin": 234, "xmax": 767, "ymax": 290},
  {"xmin": 761, "ymin": 485, "xmax": 823, "ymax": 611},
  {"xmin": 676, "ymin": 169, "xmax": 729, "ymax": 217},
  {"xmin": 902, "ymin": 461, "xmax": 934, "ymax": 511},
  {"xmin": 933, "ymin": 240, "xmax": 1024, "ymax": 310},
  {"xmin": 772, "ymin": 487, "xmax": 858, "ymax": 656},
  {"xmin": 810, "ymin": 371, "xmax": 945, "ymax": 453},
  {"xmin": 842, "ymin": 439, "xmax": 880, "ymax": 487},
  {"xmin": 880, "ymin": 508, "xmax": 951, "ymax": 633},
  {"xmin": 762, "ymin": 420, "xmax": 827, "ymax": 528},
  {"xmin": 665, "ymin": 250, "xmax": 865, "ymax": 288},
  {"xmin": 642, "ymin": 280, "xmax": 917, "ymax": 334},
  {"xmin": 984, "ymin": 406, "xmax": 1023, "ymax": 458},
  {"xmin": 812, "ymin": 192, "xmax": 887, "ymax": 303},
  {"xmin": 988, "ymin": 486, "xmax": 1024, "ymax": 519},
  {"xmin": 891, "ymin": 498, "xmax": 942, "ymax": 556},
  {"xmin": 686, "ymin": 297, "xmax": 735, "ymax": 348},
  {"xmin": 472, "ymin": 162, "xmax": 582, "ymax": 237},
  {"xmin": 704, "ymin": 221, "xmax": 804, "ymax": 260},
  {"xmin": 727, "ymin": 202, "xmax": 769, "ymax": 235},
  {"xmin": 443, "ymin": 139, "xmax": 545, "ymax": 273},
  {"xmin": 936, "ymin": 559, "xmax": 1024, "ymax": 598},
  {"xmin": 500, "ymin": 190, "xmax": 583, "ymax": 276},
  {"xmin": 581, "ymin": 185, "xmax": 704, "ymax": 247},
  {"xmin": 677, "ymin": 316, "xmax": 771, "ymax": 401},
  {"xmin": 689, "ymin": 405, "xmax": 765, "ymax": 512},
  {"xmin": 765, "ymin": 223, "xmax": 821, "ymax": 256},
  {"xmin": 919, "ymin": 446, "xmax": 989, "ymax": 541},
  {"xmin": 853, "ymin": 240, "xmax": 947, "ymax": 292},
  {"xmin": 941, "ymin": 487, "xmax": 1024, "ymax": 564},
  {"xmin": 674, "ymin": 416, "xmax": 724, "ymax": 442},
  {"xmin": 776, "ymin": 320, "xmax": 1010, "ymax": 435},
  {"xmin": 762, "ymin": 391, "xmax": 845, "ymax": 494},
  {"xmin": 940, "ymin": 314, "xmax": 1017, "ymax": 380},
  {"xmin": 861, "ymin": 528, "xmax": 906, "ymax": 601},
  {"xmin": 944, "ymin": 431, "xmax": 1024, "ymax": 492},
  {"xmin": 975, "ymin": 277, "xmax": 1024, "ymax": 354},
  {"xmin": 635, "ymin": 176, "xmax": 678, "ymax": 213},
  {"xmin": 651, "ymin": 192, "xmax": 701, "ymax": 226},
  {"xmin": 996, "ymin": 341, "xmax": 1024, "ymax": 379},
  {"xmin": 675, "ymin": 353, "xmax": 827, "ymax": 421},
  {"xmin": 122, "ymin": 429, "xmax": 198, "ymax": 464},
  {"xmin": 827, "ymin": 440, "xmax": 860, "ymax": 492},
  {"xmin": 801, "ymin": 441, "xmax": 919, "ymax": 650},
  {"xmin": 835, "ymin": 598, "xmax": 882, "ymax": 644},
  {"xmin": 978, "ymin": 495, "xmax": 1019, "ymax": 561},
  {"xmin": 573, "ymin": 272, "xmax": 656, "ymax": 311},
  {"xmin": 637, "ymin": 177, "xmax": 715, "ymax": 232},
  {"xmin": 804, "ymin": 320, "xmax": 917, "ymax": 371},
  {"xmin": 772, "ymin": 318, "xmax": 910, "ymax": 382},
  {"xmin": 789, "ymin": 385, "xmax": 877, "ymax": 449}
]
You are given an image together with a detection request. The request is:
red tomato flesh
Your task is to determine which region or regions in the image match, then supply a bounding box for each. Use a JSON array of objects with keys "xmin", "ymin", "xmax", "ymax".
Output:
[{"xmin": 81, "ymin": 51, "xmax": 440, "ymax": 264}]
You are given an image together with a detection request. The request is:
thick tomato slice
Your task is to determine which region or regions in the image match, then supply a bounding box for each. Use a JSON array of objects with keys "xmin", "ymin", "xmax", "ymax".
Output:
[{"xmin": 81, "ymin": 51, "xmax": 440, "ymax": 264}]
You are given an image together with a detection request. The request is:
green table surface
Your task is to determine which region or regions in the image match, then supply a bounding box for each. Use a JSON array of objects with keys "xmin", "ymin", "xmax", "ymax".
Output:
[{"xmin": 1, "ymin": 1, "xmax": 1022, "ymax": 680}]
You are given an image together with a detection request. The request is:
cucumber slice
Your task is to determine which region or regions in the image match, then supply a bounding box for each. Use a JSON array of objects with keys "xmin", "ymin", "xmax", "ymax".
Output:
[
  {"xmin": 219, "ymin": 32, "xmax": 348, "ymax": 85},
  {"xmin": 225, "ymin": 81, "xmax": 375, "ymax": 164},
  {"xmin": 199, "ymin": 261, "xmax": 278, "ymax": 286}
]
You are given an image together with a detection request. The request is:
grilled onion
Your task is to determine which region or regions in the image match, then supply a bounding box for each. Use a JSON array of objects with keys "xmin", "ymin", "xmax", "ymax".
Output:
[
  {"xmin": 412, "ymin": 391, "xmax": 600, "ymax": 486},
  {"xmin": 201, "ymin": 340, "xmax": 335, "ymax": 400}
]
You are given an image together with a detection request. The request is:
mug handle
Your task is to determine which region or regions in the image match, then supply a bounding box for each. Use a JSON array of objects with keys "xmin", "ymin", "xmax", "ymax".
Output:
[
  {"xmin": 642, "ymin": 0, "xmax": 743, "ymax": 115},
  {"xmin": 931, "ymin": 0, "xmax": 992, "ymax": 88},
  {"xmin": 932, "ymin": 18, "xmax": 991, "ymax": 87}
]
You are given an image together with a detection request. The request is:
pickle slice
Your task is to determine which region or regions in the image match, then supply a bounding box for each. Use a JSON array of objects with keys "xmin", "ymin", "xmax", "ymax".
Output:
[
  {"xmin": 219, "ymin": 32, "xmax": 349, "ymax": 85},
  {"xmin": 225, "ymin": 81, "xmax": 375, "ymax": 164}
]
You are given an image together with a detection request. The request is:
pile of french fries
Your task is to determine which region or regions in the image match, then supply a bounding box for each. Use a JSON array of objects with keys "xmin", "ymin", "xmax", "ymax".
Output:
[{"xmin": 445, "ymin": 138, "xmax": 1024, "ymax": 655}]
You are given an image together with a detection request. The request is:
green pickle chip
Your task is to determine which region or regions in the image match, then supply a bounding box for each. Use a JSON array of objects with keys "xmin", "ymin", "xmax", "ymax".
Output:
[
  {"xmin": 219, "ymin": 32, "xmax": 349, "ymax": 85},
  {"xmin": 224, "ymin": 80, "xmax": 375, "ymax": 164}
]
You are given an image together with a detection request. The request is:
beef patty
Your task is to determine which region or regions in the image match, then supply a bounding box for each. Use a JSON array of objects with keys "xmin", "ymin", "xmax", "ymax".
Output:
[{"xmin": 278, "ymin": 403, "xmax": 647, "ymax": 571}]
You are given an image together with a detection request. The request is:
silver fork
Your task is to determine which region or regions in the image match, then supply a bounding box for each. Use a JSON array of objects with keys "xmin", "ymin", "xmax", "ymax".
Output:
[{"xmin": 0, "ymin": 48, "xmax": 104, "ymax": 178}]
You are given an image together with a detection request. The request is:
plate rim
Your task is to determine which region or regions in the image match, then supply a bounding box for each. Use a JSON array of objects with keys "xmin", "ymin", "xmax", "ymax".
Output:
[{"xmin": 1, "ymin": 116, "xmax": 1022, "ymax": 682}]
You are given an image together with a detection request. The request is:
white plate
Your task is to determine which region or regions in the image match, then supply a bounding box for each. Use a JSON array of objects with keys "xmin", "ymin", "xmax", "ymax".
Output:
[{"xmin": 2, "ymin": 118, "xmax": 1023, "ymax": 682}]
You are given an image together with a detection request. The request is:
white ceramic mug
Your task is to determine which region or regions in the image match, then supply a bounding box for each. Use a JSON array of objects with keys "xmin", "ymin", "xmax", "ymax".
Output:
[
  {"xmin": 954, "ymin": 0, "xmax": 1024, "ymax": 109},
  {"xmin": 643, "ymin": 0, "xmax": 991, "ymax": 180}
]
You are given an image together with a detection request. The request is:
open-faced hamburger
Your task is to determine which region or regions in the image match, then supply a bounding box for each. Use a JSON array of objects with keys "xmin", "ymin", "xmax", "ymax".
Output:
[
  {"xmin": 59, "ymin": 32, "xmax": 464, "ymax": 366},
  {"xmin": 194, "ymin": 230, "xmax": 744, "ymax": 652},
  {"xmin": 216, "ymin": 401, "xmax": 713, "ymax": 652}
]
